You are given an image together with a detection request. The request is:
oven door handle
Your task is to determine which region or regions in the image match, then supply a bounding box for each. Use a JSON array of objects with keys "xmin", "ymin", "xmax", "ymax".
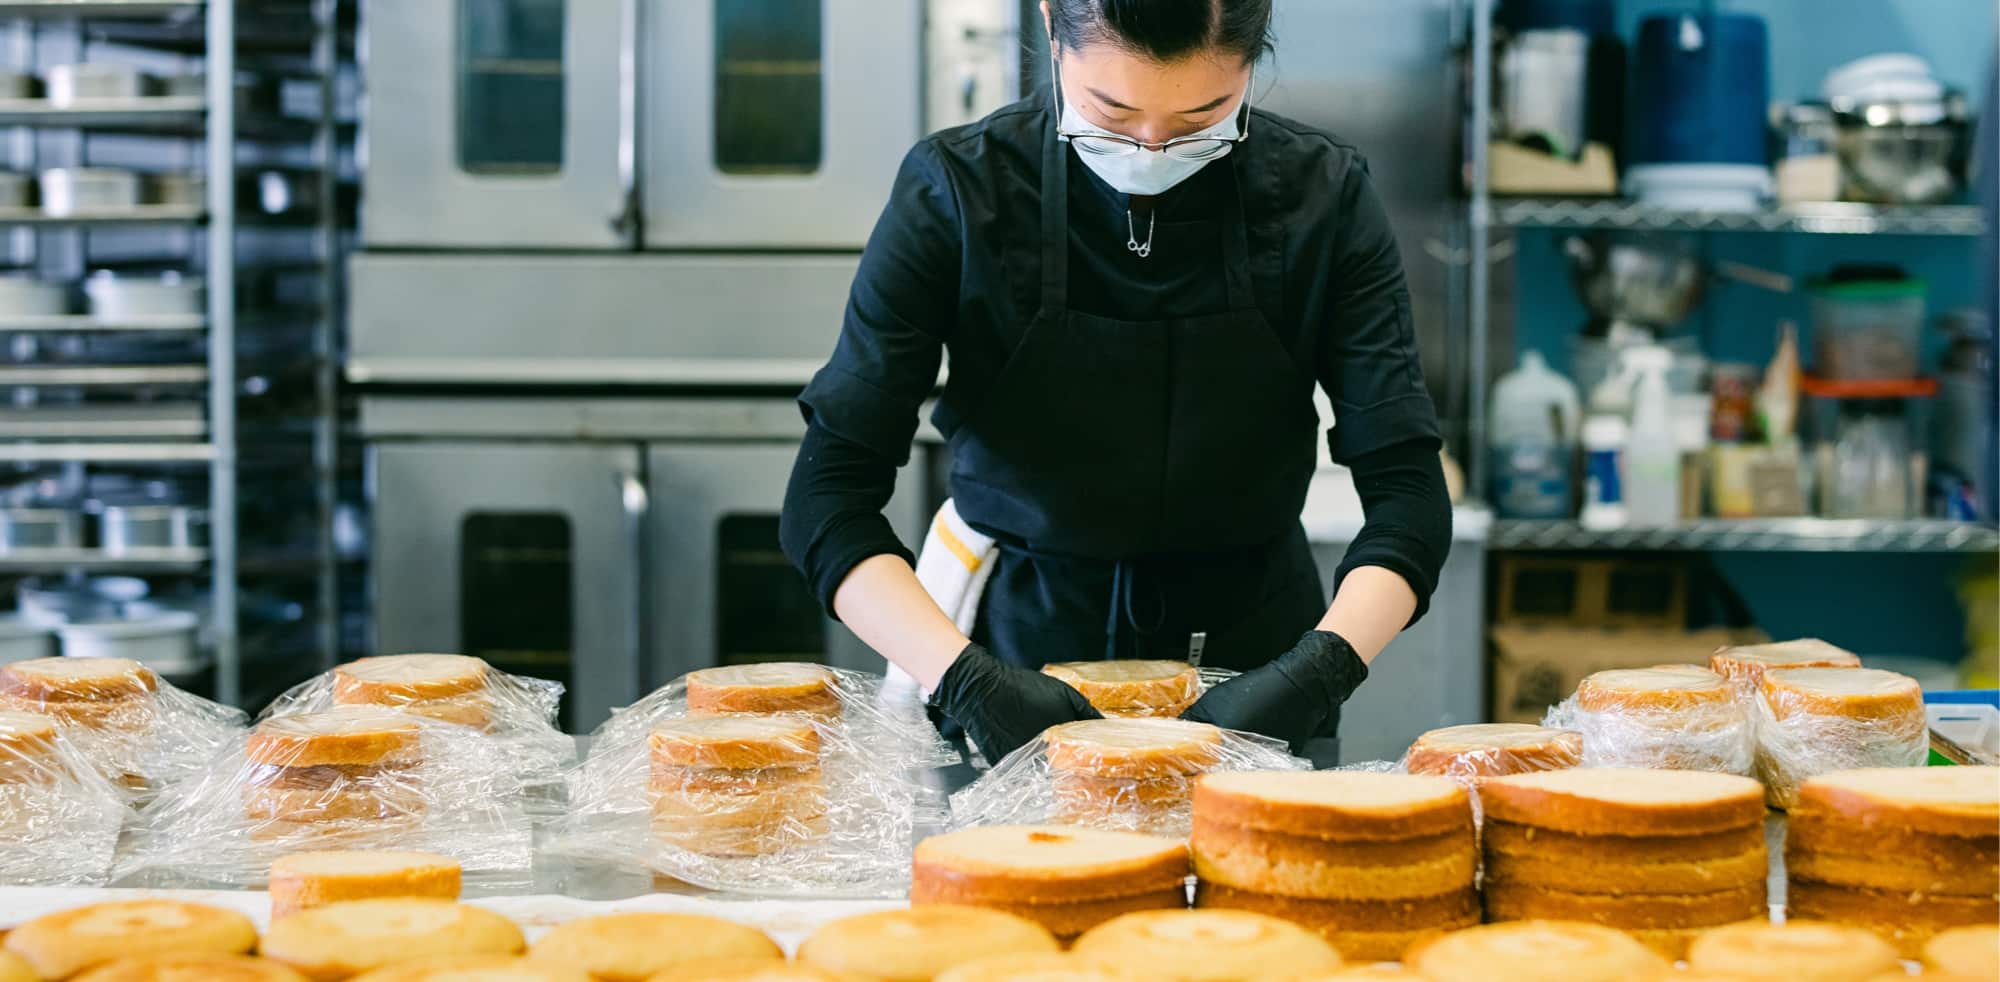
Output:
[
  {"xmin": 617, "ymin": 467, "xmax": 650, "ymax": 692},
  {"xmin": 608, "ymin": 0, "xmax": 643, "ymax": 247}
]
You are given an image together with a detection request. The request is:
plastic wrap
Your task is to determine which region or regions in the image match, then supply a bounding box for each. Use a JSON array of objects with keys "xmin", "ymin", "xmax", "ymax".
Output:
[
  {"xmin": 949, "ymin": 717, "xmax": 1307, "ymax": 837},
  {"xmin": 116, "ymin": 706, "xmax": 535, "ymax": 887},
  {"xmin": 260, "ymin": 653, "xmax": 572, "ymax": 780},
  {"xmin": 1039, "ymin": 662, "xmax": 1238, "ymax": 719},
  {"xmin": 0, "ymin": 656, "xmax": 244, "ymax": 798},
  {"xmin": 1751, "ymin": 666, "xmax": 1927, "ymax": 809},
  {"xmin": 0, "ymin": 710, "xmax": 127, "ymax": 885},
  {"xmin": 1543, "ymin": 666, "xmax": 1755, "ymax": 776},
  {"xmin": 546, "ymin": 664, "xmax": 956, "ymax": 897},
  {"xmin": 1401, "ymin": 723, "xmax": 1585, "ymax": 787}
]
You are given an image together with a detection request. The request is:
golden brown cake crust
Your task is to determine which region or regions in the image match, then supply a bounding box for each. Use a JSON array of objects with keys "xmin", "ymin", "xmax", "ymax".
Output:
[
  {"xmin": 1785, "ymin": 811, "xmax": 1999, "ymax": 866},
  {"xmin": 1483, "ymin": 840, "xmax": 1766, "ymax": 896},
  {"xmin": 0, "ymin": 952, "xmax": 29, "ymax": 982},
  {"xmin": 246, "ymin": 710, "xmax": 423, "ymax": 768},
  {"xmin": 934, "ymin": 953, "xmax": 1143, "ymax": 982},
  {"xmin": 1191, "ymin": 820, "xmax": 1475, "ymax": 900},
  {"xmin": 1041, "ymin": 661, "xmax": 1200, "ymax": 714},
  {"xmin": 1790, "ymin": 766, "xmax": 2000, "ymax": 838},
  {"xmin": 1192, "ymin": 771, "xmax": 1472, "ymax": 841},
  {"xmin": 1482, "ymin": 820, "xmax": 1765, "ymax": 863},
  {"xmin": 967, "ymin": 888, "xmax": 1190, "ymax": 941},
  {"xmin": 333, "ymin": 654, "xmax": 490, "ymax": 703},
  {"xmin": 685, "ymin": 664, "xmax": 840, "ymax": 717},
  {"xmin": 1483, "ymin": 881, "xmax": 1768, "ymax": 930},
  {"xmin": 268, "ymin": 851, "xmax": 462, "ymax": 920},
  {"xmin": 1402, "ymin": 921, "xmax": 1669, "ymax": 982},
  {"xmin": 1575, "ymin": 667, "xmax": 1736, "ymax": 714},
  {"xmin": 1193, "ymin": 882, "xmax": 1478, "ymax": 932},
  {"xmin": 1710, "ymin": 639, "xmax": 1860, "ymax": 686},
  {"xmin": 0, "ymin": 657, "xmax": 156, "ymax": 703},
  {"xmin": 348, "ymin": 957, "xmax": 590, "ymax": 982},
  {"xmin": 1685, "ymin": 920, "xmax": 1899, "ymax": 981},
  {"xmin": 2, "ymin": 900, "xmax": 258, "ymax": 979},
  {"xmin": 1759, "ymin": 668, "xmax": 1923, "ymax": 722},
  {"xmin": 798, "ymin": 905, "xmax": 1059, "ymax": 982},
  {"xmin": 1784, "ymin": 880, "xmax": 2000, "ymax": 958},
  {"xmin": 1069, "ymin": 909, "xmax": 1344, "ymax": 981},
  {"xmin": 260, "ymin": 899, "xmax": 525, "ymax": 982},
  {"xmin": 1922, "ymin": 925, "xmax": 2000, "ymax": 979},
  {"xmin": 1403, "ymin": 724, "xmax": 1582, "ymax": 781},
  {"xmin": 911, "ymin": 826, "xmax": 1191, "ymax": 905},
  {"xmin": 1042, "ymin": 719, "xmax": 1225, "ymax": 779},
  {"xmin": 648, "ymin": 716, "xmax": 821, "ymax": 770},
  {"xmin": 1477, "ymin": 769, "xmax": 1767, "ymax": 836},
  {"xmin": 1787, "ymin": 848, "xmax": 1998, "ymax": 897},
  {"xmin": 72, "ymin": 954, "xmax": 311, "ymax": 982},
  {"xmin": 526, "ymin": 912, "xmax": 782, "ymax": 982}
]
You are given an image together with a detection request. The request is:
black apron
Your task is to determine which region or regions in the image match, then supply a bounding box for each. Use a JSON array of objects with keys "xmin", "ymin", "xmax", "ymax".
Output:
[{"xmin": 940, "ymin": 119, "xmax": 1333, "ymax": 740}]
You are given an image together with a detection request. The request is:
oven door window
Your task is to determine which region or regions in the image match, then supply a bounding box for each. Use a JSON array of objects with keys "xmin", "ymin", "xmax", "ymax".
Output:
[
  {"xmin": 460, "ymin": 511, "xmax": 574, "ymax": 729},
  {"xmin": 716, "ymin": 514, "xmax": 825, "ymax": 665},
  {"xmin": 458, "ymin": 0, "xmax": 566, "ymax": 174},
  {"xmin": 714, "ymin": 0, "xmax": 823, "ymax": 174}
]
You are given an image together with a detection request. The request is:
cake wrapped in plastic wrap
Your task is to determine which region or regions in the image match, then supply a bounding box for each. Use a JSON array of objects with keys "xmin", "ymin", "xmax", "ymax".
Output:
[
  {"xmin": 117, "ymin": 706, "xmax": 535, "ymax": 886},
  {"xmin": 1752, "ymin": 667, "xmax": 1928, "ymax": 809},
  {"xmin": 0, "ymin": 710, "xmax": 127, "ymax": 884},
  {"xmin": 1401, "ymin": 723, "xmax": 1585, "ymax": 786},
  {"xmin": 0, "ymin": 656, "xmax": 243, "ymax": 798},
  {"xmin": 1039, "ymin": 662, "xmax": 1242, "ymax": 719},
  {"xmin": 1543, "ymin": 666, "xmax": 1755, "ymax": 776},
  {"xmin": 546, "ymin": 662, "xmax": 956, "ymax": 897},
  {"xmin": 259, "ymin": 654, "xmax": 572, "ymax": 792},
  {"xmin": 949, "ymin": 717, "xmax": 1307, "ymax": 837}
]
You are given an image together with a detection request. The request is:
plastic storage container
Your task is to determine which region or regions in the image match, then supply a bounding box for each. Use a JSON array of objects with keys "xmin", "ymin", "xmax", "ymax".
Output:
[
  {"xmin": 1809, "ymin": 279, "xmax": 1926, "ymax": 380},
  {"xmin": 1489, "ymin": 351, "xmax": 1580, "ymax": 519}
]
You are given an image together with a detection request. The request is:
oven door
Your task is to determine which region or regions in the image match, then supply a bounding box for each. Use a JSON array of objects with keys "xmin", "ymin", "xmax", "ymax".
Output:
[
  {"xmin": 361, "ymin": 0, "xmax": 628, "ymax": 248},
  {"xmin": 642, "ymin": 0, "xmax": 919, "ymax": 248},
  {"xmin": 370, "ymin": 441, "xmax": 645, "ymax": 730},
  {"xmin": 647, "ymin": 442, "xmax": 925, "ymax": 682}
]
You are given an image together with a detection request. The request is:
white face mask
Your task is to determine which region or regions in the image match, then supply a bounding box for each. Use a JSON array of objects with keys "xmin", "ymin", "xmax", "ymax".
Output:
[{"xmin": 1051, "ymin": 55, "xmax": 1252, "ymax": 197}]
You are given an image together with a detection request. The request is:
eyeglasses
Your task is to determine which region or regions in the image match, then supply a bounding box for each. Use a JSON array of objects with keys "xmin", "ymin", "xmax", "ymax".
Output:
[{"xmin": 1050, "ymin": 50, "xmax": 1252, "ymax": 162}]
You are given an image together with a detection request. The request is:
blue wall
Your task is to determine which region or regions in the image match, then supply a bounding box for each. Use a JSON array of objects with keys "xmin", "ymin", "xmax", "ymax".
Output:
[{"xmin": 1507, "ymin": 0, "xmax": 1999, "ymax": 665}]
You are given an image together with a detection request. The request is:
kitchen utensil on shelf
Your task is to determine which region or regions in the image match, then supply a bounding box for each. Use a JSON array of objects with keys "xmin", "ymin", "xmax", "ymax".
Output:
[
  {"xmin": 0, "ymin": 614, "xmax": 52, "ymax": 665},
  {"xmin": 0, "ymin": 276, "xmax": 71, "ymax": 318},
  {"xmin": 100, "ymin": 505, "xmax": 203, "ymax": 554},
  {"xmin": 1627, "ymin": 13, "xmax": 1771, "ymax": 209},
  {"xmin": 17, "ymin": 575, "xmax": 149, "ymax": 626},
  {"xmin": 0, "ymin": 508, "xmax": 80, "ymax": 552},
  {"xmin": 0, "ymin": 71, "xmax": 37, "ymax": 101},
  {"xmin": 39, "ymin": 168, "xmax": 139, "ymax": 216},
  {"xmin": 44, "ymin": 63, "xmax": 146, "ymax": 106},
  {"xmin": 1807, "ymin": 275, "xmax": 1926, "ymax": 380},
  {"xmin": 0, "ymin": 172, "xmax": 33, "ymax": 209},
  {"xmin": 149, "ymin": 173, "xmax": 204, "ymax": 208},
  {"xmin": 1498, "ymin": 28, "xmax": 1590, "ymax": 160},
  {"xmin": 1820, "ymin": 54, "xmax": 1971, "ymax": 205},
  {"xmin": 1563, "ymin": 236, "xmax": 1792, "ymax": 331},
  {"xmin": 85, "ymin": 271, "xmax": 203, "ymax": 320},
  {"xmin": 1771, "ymin": 103, "xmax": 1841, "ymax": 203},
  {"xmin": 56, "ymin": 609, "xmax": 201, "ymax": 673}
]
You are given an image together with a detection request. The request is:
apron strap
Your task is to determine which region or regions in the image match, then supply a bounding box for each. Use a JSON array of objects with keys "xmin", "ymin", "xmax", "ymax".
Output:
[
  {"xmin": 1040, "ymin": 122, "xmax": 1070, "ymax": 311},
  {"xmin": 1219, "ymin": 155, "xmax": 1256, "ymax": 313}
]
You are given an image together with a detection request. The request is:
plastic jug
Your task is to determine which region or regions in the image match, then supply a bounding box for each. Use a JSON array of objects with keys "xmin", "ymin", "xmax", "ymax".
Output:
[
  {"xmin": 1624, "ymin": 345, "xmax": 1681, "ymax": 524},
  {"xmin": 1488, "ymin": 350, "xmax": 1580, "ymax": 518}
]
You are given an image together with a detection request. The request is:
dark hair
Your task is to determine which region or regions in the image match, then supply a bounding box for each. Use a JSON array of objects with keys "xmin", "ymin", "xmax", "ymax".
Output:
[{"xmin": 1047, "ymin": 0, "xmax": 1273, "ymax": 64}]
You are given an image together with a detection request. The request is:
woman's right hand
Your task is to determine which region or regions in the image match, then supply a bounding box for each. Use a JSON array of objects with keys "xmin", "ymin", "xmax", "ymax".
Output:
[{"xmin": 929, "ymin": 643, "xmax": 1102, "ymax": 761}]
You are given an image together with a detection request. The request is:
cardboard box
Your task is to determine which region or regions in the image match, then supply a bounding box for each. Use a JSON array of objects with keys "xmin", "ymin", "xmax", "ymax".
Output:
[{"xmin": 1489, "ymin": 625, "xmax": 1766, "ymax": 725}]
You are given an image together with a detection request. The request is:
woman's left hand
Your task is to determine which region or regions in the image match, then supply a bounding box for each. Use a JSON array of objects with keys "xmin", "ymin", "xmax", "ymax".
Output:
[{"xmin": 1181, "ymin": 630, "xmax": 1368, "ymax": 752}]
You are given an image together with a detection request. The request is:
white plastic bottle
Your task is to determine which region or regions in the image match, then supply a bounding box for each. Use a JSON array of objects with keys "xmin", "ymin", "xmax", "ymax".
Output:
[
  {"xmin": 1488, "ymin": 350, "xmax": 1581, "ymax": 518},
  {"xmin": 1579, "ymin": 414, "xmax": 1629, "ymax": 529},
  {"xmin": 1624, "ymin": 346, "xmax": 1681, "ymax": 525}
]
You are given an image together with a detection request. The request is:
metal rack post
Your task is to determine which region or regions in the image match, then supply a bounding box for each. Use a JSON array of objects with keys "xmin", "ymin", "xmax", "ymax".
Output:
[
  {"xmin": 207, "ymin": 0, "xmax": 238, "ymax": 703},
  {"xmin": 311, "ymin": 0, "xmax": 339, "ymax": 670},
  {"xmin": 1466, "ymin": 0, "xmax": 1493, "ymax": 501}
]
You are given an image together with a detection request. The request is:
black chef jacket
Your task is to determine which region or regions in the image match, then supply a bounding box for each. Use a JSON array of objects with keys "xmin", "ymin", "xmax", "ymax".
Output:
[{"xmin": 781, "ymin": 93, "xmax": 1448, "ymax": 634}]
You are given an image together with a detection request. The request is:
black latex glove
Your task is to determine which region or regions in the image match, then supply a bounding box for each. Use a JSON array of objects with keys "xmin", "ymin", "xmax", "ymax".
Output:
[
  {"xmin": 1182, "ymin": 630, "xmax": 1369, "ymax": 752},
  {"xmin": 929, "ymin": 643, "xmax": 1103, "ymax": 762}
]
